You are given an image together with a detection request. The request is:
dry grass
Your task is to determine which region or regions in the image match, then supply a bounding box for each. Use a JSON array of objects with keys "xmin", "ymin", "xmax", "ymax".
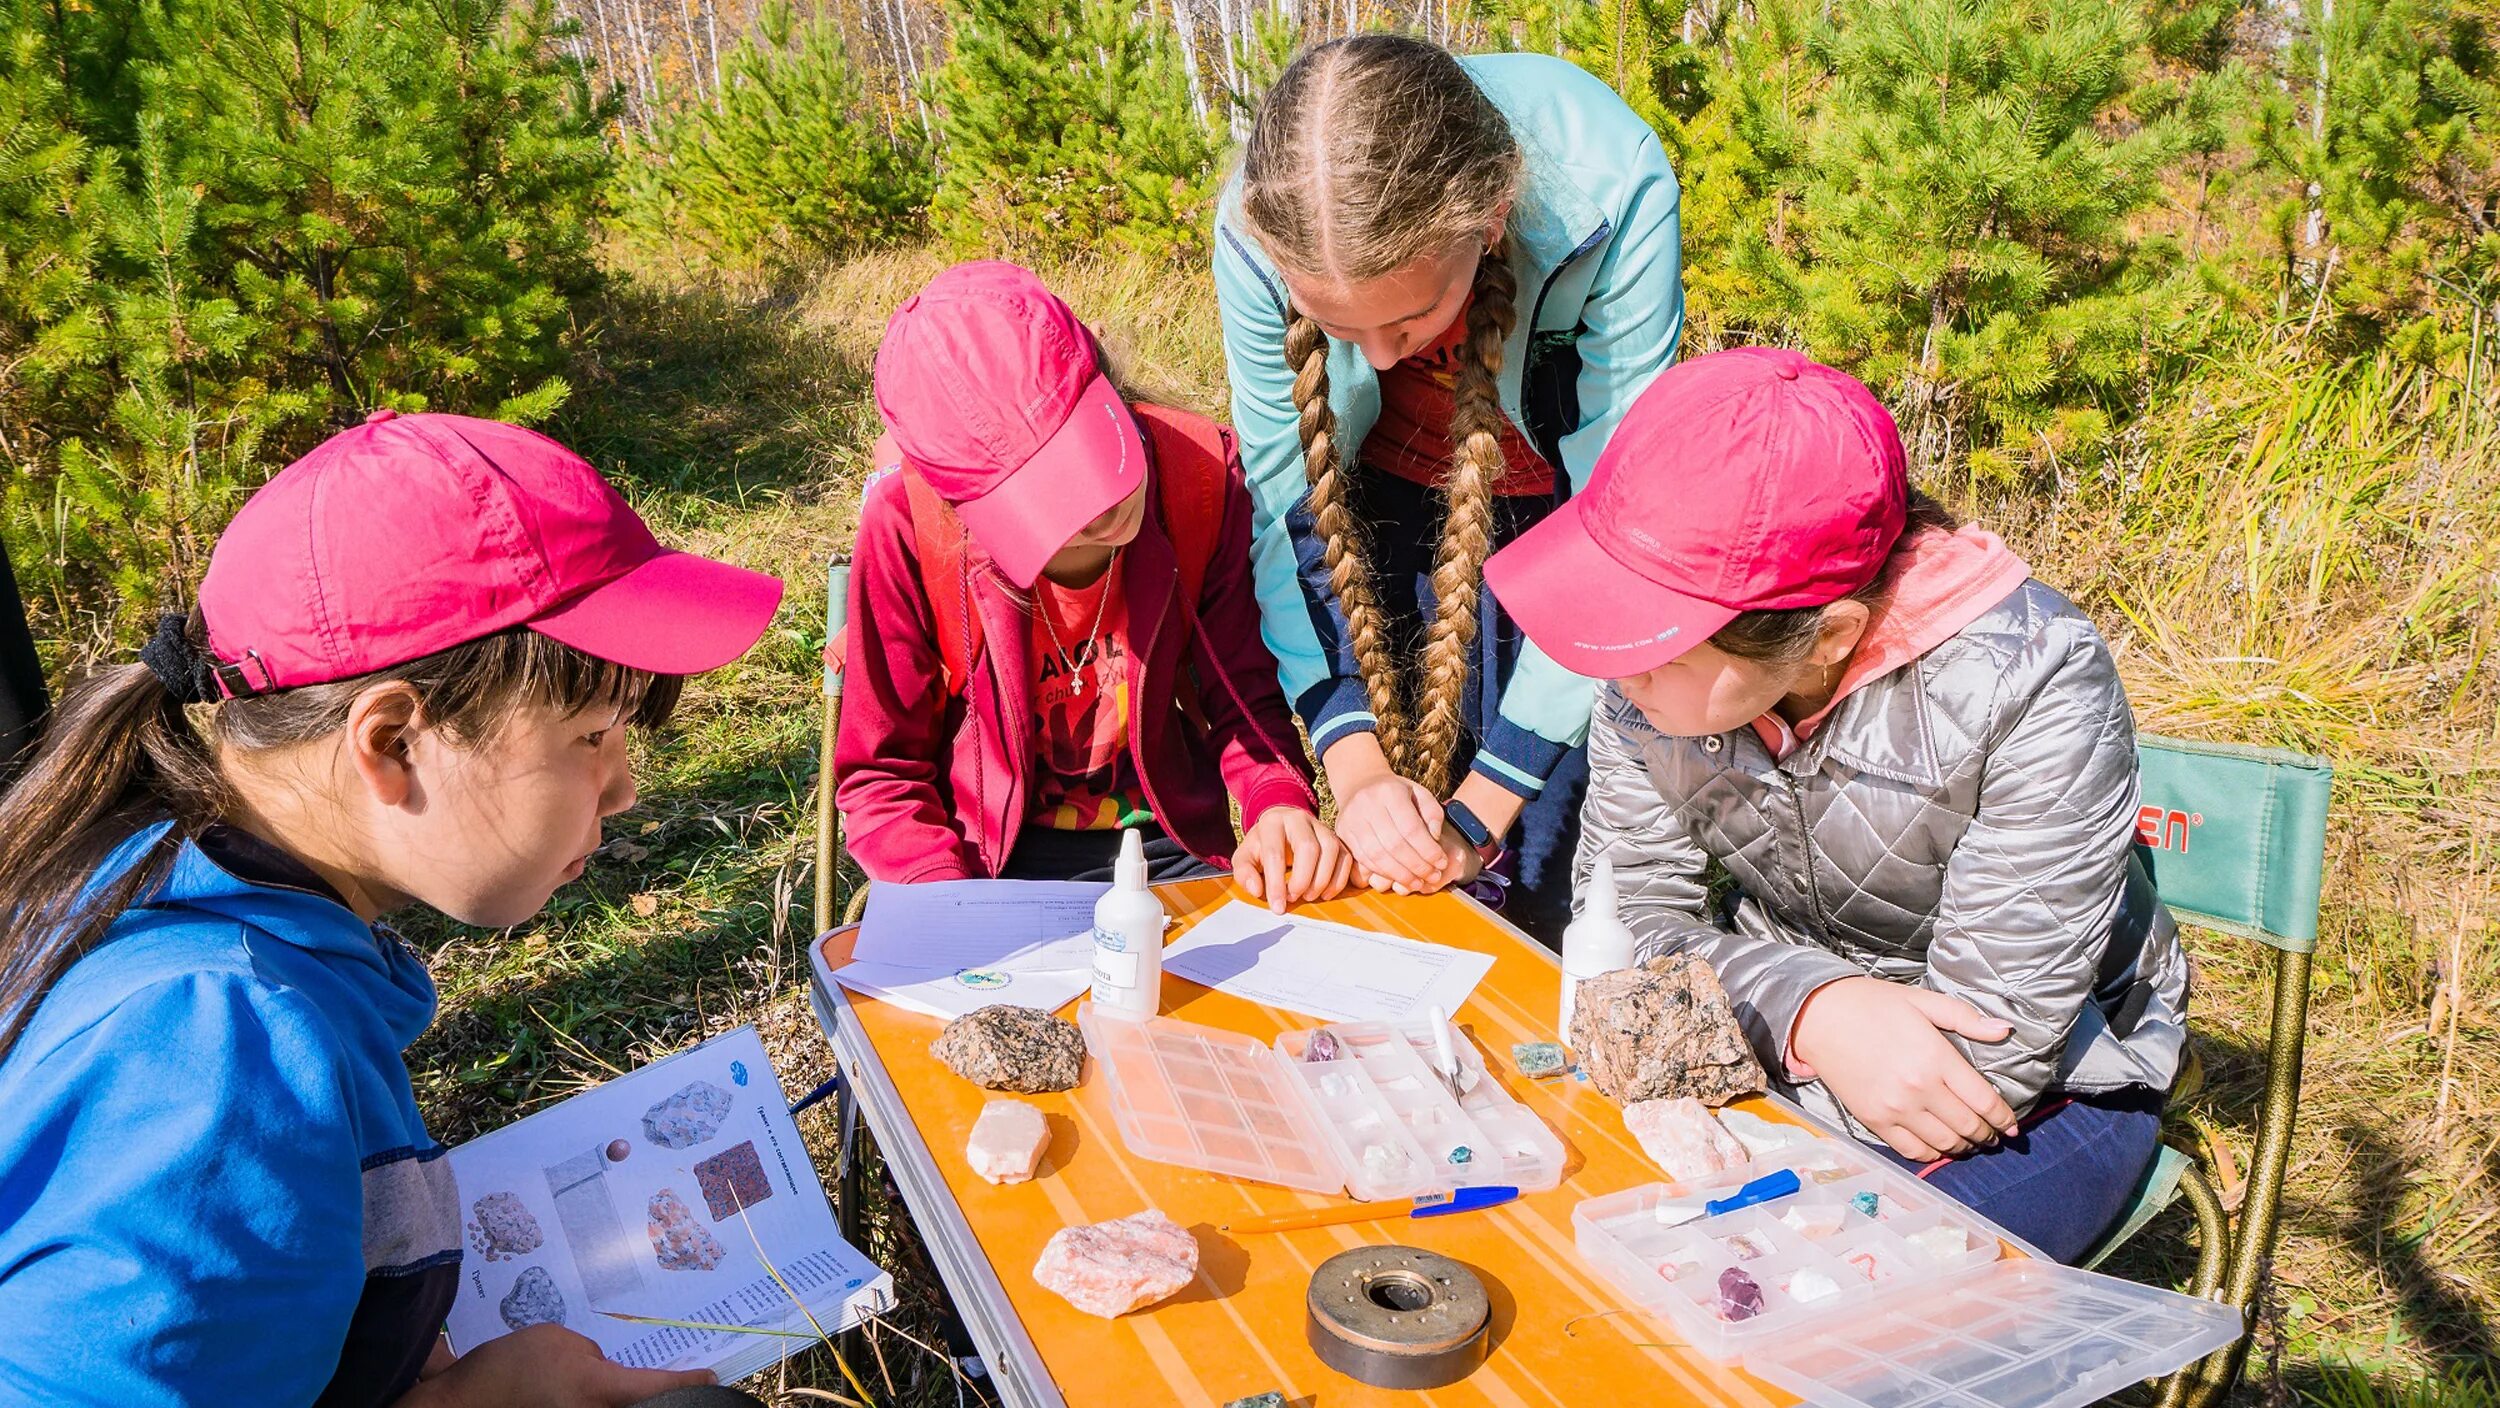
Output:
[{"xmin": 383, "ymin": 248, "xmax": 2499, "ymax": 1404}]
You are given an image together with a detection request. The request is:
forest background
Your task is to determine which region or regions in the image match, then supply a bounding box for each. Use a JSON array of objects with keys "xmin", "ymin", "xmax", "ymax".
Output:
[{"xmin": 1, "ymin": 0, "xmax": 2495, "ymax": 1401}]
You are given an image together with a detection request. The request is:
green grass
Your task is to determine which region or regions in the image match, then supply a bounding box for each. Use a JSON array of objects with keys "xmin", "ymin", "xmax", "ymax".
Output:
[{"xmin": 394, "ymin": 251, "xmax": 2500, "ymax": 1405}]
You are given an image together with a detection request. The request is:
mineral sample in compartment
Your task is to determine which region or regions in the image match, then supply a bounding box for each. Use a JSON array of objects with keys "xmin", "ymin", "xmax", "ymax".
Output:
[
  {"xmin": 641, "ymin": 1080, "xmax": 733, "ymax": 1150},
  {"xmin": 932, "ymin": 1005, "xmax": 1086, "ymax": 1094},
  {"xmin": 693, "ymin": 1140, "xmax": 774, "ymax": 1221},
  {"xmin": 1785, "ymin": 1268, "xmax": 1841, "ymax": 1305},
  {"xmin": 1716, "ymin": 1267, "xmax": 1766, "ymax": 1322},
  {"xmin": 1031, "ymin": 1209, "xmax": 1199, "ymax": 1318},
  {"xmin": 1716, "ymin": 1107, "xmax": 1809, "ymax": 1156},
  {"xmin": 965, "ymin": 1099, "xmax": 1051, "ymax": 1184},
  {"xmin": 1566, "ymin": 953, "xmax": 1766, "ymax": 1106},
  {"xmin": 1906, "ymin": 1224, "xmax": 1972, "ymax": 1261},
  {"xmin": 499, "ymin": 1266, "xmax": 567, "ymax": 1331},
  {"xmin": 1623, "ymin": 1096, "xmax": 1749, "ymax": 1180},
  {"xmin": 466, "ymin": 1191, "xmax": 544, "ymax": 1262},
  {"xmin": 1304, "ymin": 1028, "xmax": 1343, "ymax": 1063},
  {"xmin": 647, "ymin": 1189, "xmax": 727, "ymax": 1271}
]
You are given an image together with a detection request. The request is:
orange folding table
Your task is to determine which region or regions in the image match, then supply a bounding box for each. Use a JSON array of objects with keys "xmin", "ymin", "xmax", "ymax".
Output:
[{"xmin": 808, "ymin": 879, "xmax": 1805, "ymax": 1407}]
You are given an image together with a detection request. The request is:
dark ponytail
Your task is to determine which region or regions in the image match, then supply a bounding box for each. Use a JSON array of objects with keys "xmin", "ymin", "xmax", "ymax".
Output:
[{"xmin": 0, "ymin": 615, "xmax": 682, "ymax": 1062}]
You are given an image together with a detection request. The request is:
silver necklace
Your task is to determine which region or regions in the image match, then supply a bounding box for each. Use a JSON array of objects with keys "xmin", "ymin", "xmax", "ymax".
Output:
[{"xmin": 1038, "ymin": 548, "xmax": 1118, "ymax": 696}]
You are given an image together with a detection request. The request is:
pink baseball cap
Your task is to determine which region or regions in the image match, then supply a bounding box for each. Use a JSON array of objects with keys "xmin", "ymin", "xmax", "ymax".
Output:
[
  {"xmin": 1484, "ymin": 347, "xmax": 1907, "ymax": 678},
  {"xmin": 195, "ymin": 410, "xmax": 784, "ymax": 696},
  {"xmin": 871, "ymin": 261, "xmax": 1147, "ymax": 589}
]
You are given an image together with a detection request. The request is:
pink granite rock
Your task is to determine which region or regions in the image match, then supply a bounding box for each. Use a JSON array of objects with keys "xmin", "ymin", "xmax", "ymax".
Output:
[
  {"xmin": 965, "ymin": 1099, "xmax": 1051, "ymax": 1185},
  {"xmin": 1624, "ymin": 1096, "xmax": 1750, "ymax": 1181},
  {"xmin": 1567, "ymin": 953, "xmax": 1766, "ymax": 1107},
  {"xmin": 1032, "ymin": 1210, "xmax": 1199, "ymax": 1317}
]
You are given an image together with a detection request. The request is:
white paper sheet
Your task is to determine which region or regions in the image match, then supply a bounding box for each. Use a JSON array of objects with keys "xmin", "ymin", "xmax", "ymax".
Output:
[
  {"xmin": 443, "ymin": 1027, "xmax": 892, "ymax": 1382},
  {"xmin": 1160, "ymin": 899, "xmax": 1496, "ymax": 1024},
  {"xmin": 851, "ymin": 879, "xmax": 1105, "ymax": 968},
  {"xmin": 831, "ymin": 953, "xmax": 1093, "ymax": 1021}
]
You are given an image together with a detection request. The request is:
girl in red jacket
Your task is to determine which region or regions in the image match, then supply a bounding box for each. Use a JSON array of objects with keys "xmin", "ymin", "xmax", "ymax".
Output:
[{"xmin": 835, "ymin": 262, "xmax": 1353, "ymax": 907}]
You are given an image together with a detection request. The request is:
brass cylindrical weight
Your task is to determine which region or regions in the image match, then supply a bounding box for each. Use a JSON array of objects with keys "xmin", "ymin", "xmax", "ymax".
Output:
[{"xmin": 1304, "ymin": 1245, "xmax": 1492, "ymax": 1390}]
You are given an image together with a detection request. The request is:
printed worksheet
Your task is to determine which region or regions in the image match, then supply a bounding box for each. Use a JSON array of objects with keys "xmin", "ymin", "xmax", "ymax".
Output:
[
  {"xmin": 849, "ymin": 878, "xmax": 1106, "ymax": 968},
  {"xmin": 1160, "ymin": 899, "xmax": 1496, "ymax": 1023},
  {"xmin": 443, "ymin": 1026, "xmax": 892, "ymax": 1382}
]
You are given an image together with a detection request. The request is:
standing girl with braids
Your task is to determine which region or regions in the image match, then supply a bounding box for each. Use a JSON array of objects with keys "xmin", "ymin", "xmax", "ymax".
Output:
[
  {"xmin": 1216, "ymin": 34, "xmax": 1685, "ymax": 940},
  {"xmin": 0, "ymin": 412, "xmax": 785, "ymax": 1407}
]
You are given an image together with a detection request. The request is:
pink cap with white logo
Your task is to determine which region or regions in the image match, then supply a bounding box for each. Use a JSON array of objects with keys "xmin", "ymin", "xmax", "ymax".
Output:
[
  {"xmin": 1484, "ymin": 347, "xmax": 1907, "ymax": 678},
  {"xmin": 196, "ymin": 410, "xmax": 784, "ymax": 695}
]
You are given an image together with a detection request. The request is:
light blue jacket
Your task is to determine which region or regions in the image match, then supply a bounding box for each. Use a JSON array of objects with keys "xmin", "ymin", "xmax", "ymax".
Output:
[{"xmin": 1213, "ymin": 52, "xmax": 1685, "ymax": 798}]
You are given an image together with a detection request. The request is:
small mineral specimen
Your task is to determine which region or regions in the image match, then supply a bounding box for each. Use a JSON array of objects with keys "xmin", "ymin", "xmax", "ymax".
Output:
[
  {"xmin": 1779, "ymin": 1204, "xmax": 1846, "ymax": 1240},
  {"xmin": 1723, "ymin": 1231, "xmax": 1774, "ymax": 1261},
  {"xmin": 1223, "ymin": 1393, "xmax": 1286, "ymax": 1408},
  {"xmin": 1511, "ymin": 1041, "xmax": 1568, "ymax": 1078},
  {"xmin": 1785, "ymin": 1269, "xmax": 1842, "ymax": 1305},
  {"xmin": 932, "ymin": 1005, "xmax": 1086, "ymax": 1093},
  {"xmin": 1566, "ymin": 953, "xmax": 1767, "ymax": 1107},
  {"xmin": 965, "ymin": 1099, "xmax": 1051, "ymax": 1185},
  {"xmin": 647, "ymin": 1189, "xmax": 727, "ymax": 1271},
  {"xmin": 1716, "ymin": 1267, "xmax": 1766, "ymax": 1322},
  {"xmin": 1844, "ymin": 1248, "xmax": 1886, "ymax": 1281},
  {"xmin": 1657, "ymin": 1255, "xmax": 1703, "ymax": 1282},
  {"xmin": 1448, "ymin": 1145, "xmax": 1473, "ymax": 1165},
  {"xmin": 499, "ymin": 1266, "xmax": 567, "ymax": 1330},
  {"xmin": 1360, "ymin": 1142, "xmax": 1410, "ymax": 1182},
  {"xmin": 1318, "ymin": 1071, "xmax": 1358, "ymax": 1099},
  {"xmin": 466, "ymin": 1191, "xmax": 544, "ymax": 1262},
  {"xmin": 694, "ymin": 1140, "xmax": 774, "ymax": 1221},
  {"xmin": 1623, "ymin": 1096, "xmax": 1749, "ymax": 1180},
  {"xmin": 1906, "ymin": 1224, "xmax": 1971, "ymax": 1260},
  {"xmin": 1716, "ymin": 1108, "xmax": 1808, "ymax": 1156},
  {"xmin": 1851, "ymin": 1191, "xmax": 1882, "ymax": 1219},
  {"xmin": 642, "ymin": 1080, "xmax": 733, "ymax": 1150},
  {"xmin": 1031, "ymin": 1210, "xmax": 1199, "ymax": 1317},
  {"xmin": 1305, "ymin": 1028, "xmax": 1343, "ymax": 1062}
]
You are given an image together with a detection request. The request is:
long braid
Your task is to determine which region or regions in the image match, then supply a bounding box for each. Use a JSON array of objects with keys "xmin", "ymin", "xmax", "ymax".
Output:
[
  {"xmin": 1286, "ymin": 310, "xmax": 1412, "ymax": 767},
  {"xmin": 1410, "ymin": 249, "xmax": 1517, "ymax": 796}
]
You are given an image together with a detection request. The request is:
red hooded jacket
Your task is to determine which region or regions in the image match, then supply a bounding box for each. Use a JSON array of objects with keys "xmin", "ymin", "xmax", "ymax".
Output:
[{"xmin": 833, "ymin": 420, "xmax": 1317, "ymax": 882}]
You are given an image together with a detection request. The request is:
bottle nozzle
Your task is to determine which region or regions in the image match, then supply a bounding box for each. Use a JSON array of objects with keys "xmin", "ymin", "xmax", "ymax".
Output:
[
  {"xmin": 1114, "ymin": 826, "xmax": 1146, "ymax": 890},
  {"xmin": 1588, "ymin": 855, "xmax": 1619, "ymax": 918}
]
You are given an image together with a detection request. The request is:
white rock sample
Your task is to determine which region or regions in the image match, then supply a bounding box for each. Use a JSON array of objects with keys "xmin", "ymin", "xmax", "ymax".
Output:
[
  {"xmin": 1032, "ymin": 1210, "xmax": 1199, "ymax": 1318},
  {"xmin": 1623, "ymin": 1096, "xmax": 1749, "ymax": 1181},
  {"xmin": 965, "ymin": 1099, "xmax": 1050, "ymax": 1185}
]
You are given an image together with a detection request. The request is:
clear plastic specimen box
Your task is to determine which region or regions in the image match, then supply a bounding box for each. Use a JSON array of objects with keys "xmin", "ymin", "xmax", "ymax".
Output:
[
  {"xmin": 1076, "ymin": 1004, "xmax": 1565, "ymax": 1201},
  {"xmin": 1572, "ymin": 1101, "xmax": 2243, "ymax": 1406}
]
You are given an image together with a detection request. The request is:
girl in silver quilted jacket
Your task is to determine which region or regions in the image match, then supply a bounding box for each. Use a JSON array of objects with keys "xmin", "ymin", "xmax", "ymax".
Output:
[{"xmin": 1482, "ymin": 347, "xmax": 2188, "ymax": 1263}]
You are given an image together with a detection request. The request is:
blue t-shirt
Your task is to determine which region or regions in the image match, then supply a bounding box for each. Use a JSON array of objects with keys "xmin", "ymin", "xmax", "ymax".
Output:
[{"xmin": 0, "ymin": 823, "xmax": 458, "ymax": 1407}]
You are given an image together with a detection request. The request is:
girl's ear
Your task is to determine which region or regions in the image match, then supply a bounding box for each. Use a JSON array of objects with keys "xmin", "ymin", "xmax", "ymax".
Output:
[
  {"xmin": 343, "ymin": 682, "xmax": 425, "ymax": 808},
  {"xmin": 1811, "ymin": 600, "xmax": 1874, "ymax": 670},
  {"xmin": 1481, "ymin": 199, "xmax": 1514, "ymax": 251}
]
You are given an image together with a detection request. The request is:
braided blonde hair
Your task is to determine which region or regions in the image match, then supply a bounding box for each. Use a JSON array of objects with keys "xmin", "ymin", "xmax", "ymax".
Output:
[{"xmin": 1241, "ymin": 34, "xmax": 1523, "ymax": 796}]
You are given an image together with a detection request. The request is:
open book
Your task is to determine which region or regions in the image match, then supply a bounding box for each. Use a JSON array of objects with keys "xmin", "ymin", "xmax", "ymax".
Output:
[{"xmin": 442, "ymin": 1025, "xmax": 892, "ymax": 1382}]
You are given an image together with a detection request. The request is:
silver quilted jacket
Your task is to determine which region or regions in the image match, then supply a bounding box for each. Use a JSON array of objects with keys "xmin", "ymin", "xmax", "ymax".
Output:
[{"xmin": 1575, "ymin": 578, "xmax": 2188, "ymax": 1135}]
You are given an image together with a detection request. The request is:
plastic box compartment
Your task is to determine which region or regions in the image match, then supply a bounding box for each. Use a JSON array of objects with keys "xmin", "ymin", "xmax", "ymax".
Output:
[
  {"xmin": 1572, "ymin": 1097, "xmax": 2243, "ymax": 1407},
  {"xmin": 1077, "ymin": 1004, "xmax": 1563, "ymax": 1200}
]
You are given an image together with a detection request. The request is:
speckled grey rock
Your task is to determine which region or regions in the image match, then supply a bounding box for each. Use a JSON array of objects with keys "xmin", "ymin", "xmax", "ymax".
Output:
[
  {"xmin": 932, "ymin": 1004, "xmax": 1086, "ymax": 1093},
  {"xmin": 499, "ymin": 1266, "xmax": 567, "ymax": 1330},
  {"xmin": 1566, "ymin": 953, "xmax": 1766, "ymax": 1107}
]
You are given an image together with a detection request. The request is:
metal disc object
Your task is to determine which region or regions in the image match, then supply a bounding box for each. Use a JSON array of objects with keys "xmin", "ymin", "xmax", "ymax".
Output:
[{"xmin": 1305, "ymin": 1245, "xmax": 1492, "ymax": 1390}]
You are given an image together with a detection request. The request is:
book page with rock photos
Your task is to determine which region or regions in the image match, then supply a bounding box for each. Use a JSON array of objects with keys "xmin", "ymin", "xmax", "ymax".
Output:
[{"xmin": 443, "ymin": 1025, "xmax": 892, "ymax": 1382}]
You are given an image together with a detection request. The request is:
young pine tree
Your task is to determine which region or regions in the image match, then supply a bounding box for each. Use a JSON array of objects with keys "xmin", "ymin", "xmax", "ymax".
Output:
[
  {"xmin": 614, "ymin": 1, "xmax": 931, "ymax": 270},
  {"xmin": 930, "ymin": 0, "xmax": 1222, "ymax": 263},
  {"xmin": 1757, "ymin": 0, "xmax": 2185, "ymax": 473}
]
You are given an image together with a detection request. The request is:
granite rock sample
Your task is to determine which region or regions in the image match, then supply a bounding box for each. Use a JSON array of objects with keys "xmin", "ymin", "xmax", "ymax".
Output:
[
  {"xmin": 1623, "ymin": 1096, "xmax": 1749, "ymax": 1181},
  {"xmin": 647, "ymin": 1189, "xmax": 727, "ymax": 1271},
  {"xmin": 1031, "ymin": 1209, "xmax": 1199, "ymax": 1317},
  {"xmin": 466, "ymin": 1191, "xmax": 544, "ymax": 1262},
  {"xmin": 499, "ymin": 1266, "xmax": 567, "ymax": 1330},
  {"xmin": 933, "ymin": 1005, "xmax": 1086, "ymax": 1093},
  {"xmin": 1566, "ymin": 953, "xmax": 1766, "ymax": 1106},
  {"xmin": 642, "ymin": 1079, "xmax": 733, "ymax": 1149},
  {"xmin": 965, "ymin": 1099, "xmax": 1051, "ymax": 1184},
  {"xmin": 693, "ymin": 1140, "xmax": 773, "ymax": 1221}
]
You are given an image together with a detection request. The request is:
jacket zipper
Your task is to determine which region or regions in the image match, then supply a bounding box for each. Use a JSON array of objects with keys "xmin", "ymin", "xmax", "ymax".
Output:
[{"xmin": 1779, "ymin": 770, "xmax": 1836, "ymax": 940}]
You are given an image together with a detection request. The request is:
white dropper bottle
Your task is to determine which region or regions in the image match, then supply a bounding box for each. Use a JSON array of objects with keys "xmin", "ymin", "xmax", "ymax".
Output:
[
  {"xmin": 1088, "ymin": 828, "xmax": 1167, "ymax": 1019},
  {"xmin": 1558, "ymin": 856, "xmax": 1638, "ymax": 1046}
]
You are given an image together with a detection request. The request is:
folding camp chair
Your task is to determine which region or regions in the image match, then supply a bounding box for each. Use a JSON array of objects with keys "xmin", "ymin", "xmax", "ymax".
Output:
[{"xmin": 2079, "ymin": 736, "xmax": 2334, "ymax": 1408}]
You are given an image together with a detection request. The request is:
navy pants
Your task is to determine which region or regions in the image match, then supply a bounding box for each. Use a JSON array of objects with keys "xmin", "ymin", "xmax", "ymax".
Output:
[
  {"xmin": 999, "ymin": 821, "xmax": 1223, "ymax": 884},
  {"xmin": 1871, "ymin": 1085, "xmax": 2166, "ymax": 1264},
  {"xmin": 1345, "ymin": 467, "xmax": 1586, "ymax": 948}
]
